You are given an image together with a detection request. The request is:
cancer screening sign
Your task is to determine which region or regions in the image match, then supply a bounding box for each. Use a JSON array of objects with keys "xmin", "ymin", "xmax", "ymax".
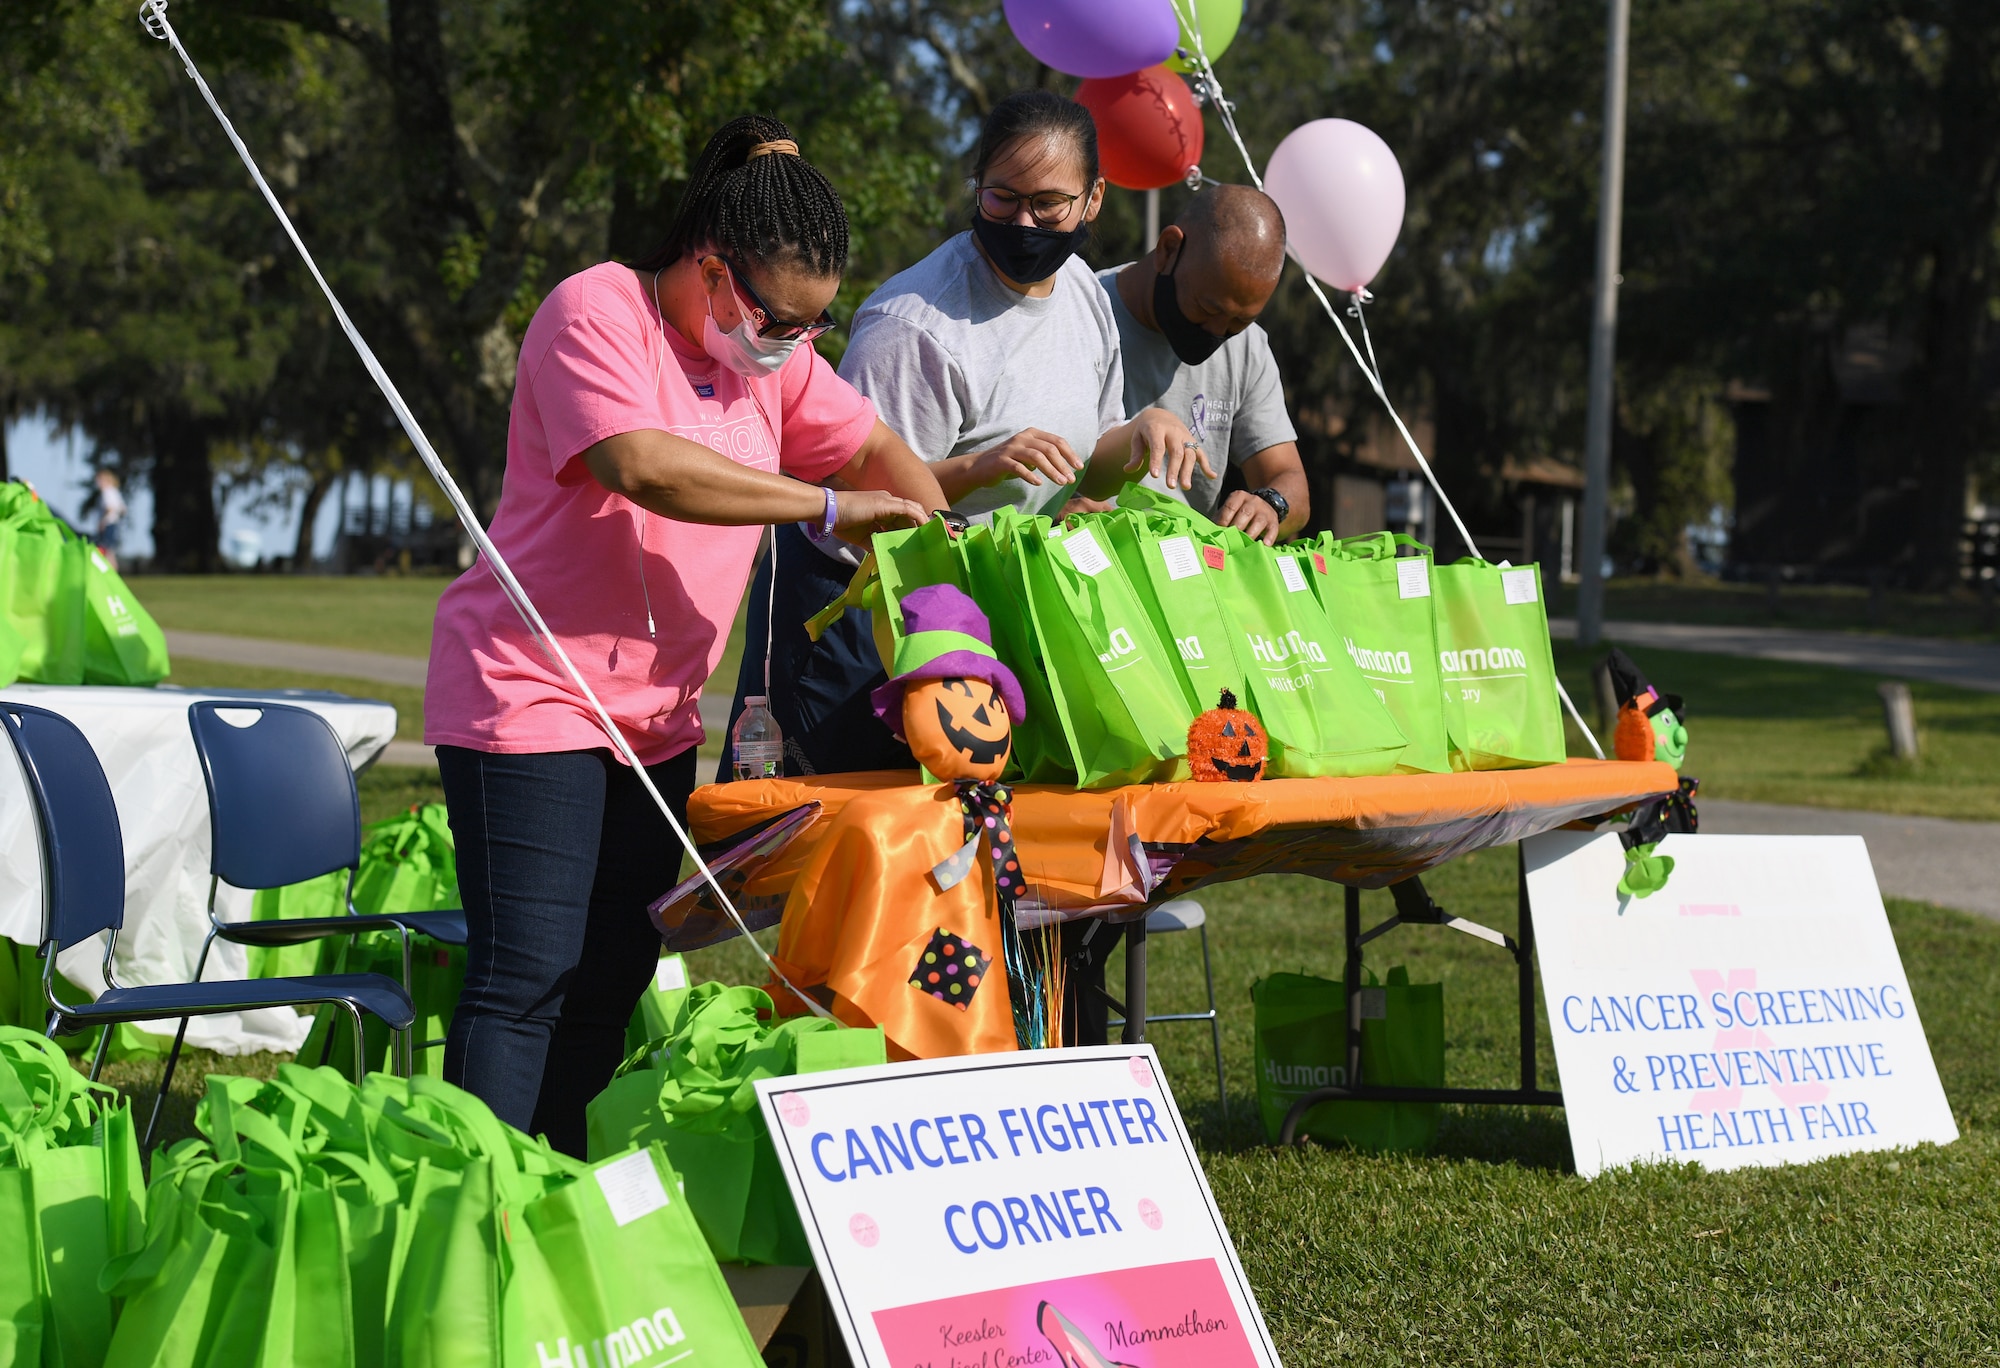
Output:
[
  {"xmin": 1525, "ymin": 831, "xmax": 1958, "ymax": 1177},
  {"xmin": 755, "ymin": 1046, "xmax": 1281, "ymax": 1368}
]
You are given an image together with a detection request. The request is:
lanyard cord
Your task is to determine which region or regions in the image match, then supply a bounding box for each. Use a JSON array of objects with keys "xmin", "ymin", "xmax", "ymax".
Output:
[
  {"xmin": 1167, "ymin": 0, "xmax": 1605, "ymax": 759},
  {"xmin": 141, "ymin": 0, "xmax": 832, "ymax": 1017}
]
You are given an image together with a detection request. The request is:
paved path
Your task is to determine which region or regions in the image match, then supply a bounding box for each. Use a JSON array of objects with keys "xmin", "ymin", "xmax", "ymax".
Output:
[
  {"xmin": 1698, "ymin": 798, "xmax": 2000, "ymax": 919},
  {"xmin": 167, "ymin": 630, "xmax": 735, "ymax": 771},
  {"xmin": 1548, "ymin": 619, "xmax": 2000, "ymax": 693}
]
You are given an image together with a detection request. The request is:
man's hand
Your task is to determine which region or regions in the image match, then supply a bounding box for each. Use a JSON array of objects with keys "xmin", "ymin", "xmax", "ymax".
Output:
[
  {"xmin": 966, "ymin": 428, "xmax": 1087, "ymax": 489},
  {"xmin": 1216, "ymin": 489, "xmax": 1282, "ymax": 544},
  {"xmin": 1121, "ymin": 407, "xmax": 1215, "ymax": 491},
  {"xmin": 832, "ymin": 490, "xmax": 930, "ymax": 545}
]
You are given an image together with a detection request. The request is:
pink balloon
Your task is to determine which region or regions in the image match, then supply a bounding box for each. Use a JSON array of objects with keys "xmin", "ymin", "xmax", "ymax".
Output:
[
  {"xmin": 1004, "ymin": 0, "xmax": 1179, "ymax": 80},
  {"xmin": 1263, "ymin": 119, "xmax": 1407, "ymax": 292}
]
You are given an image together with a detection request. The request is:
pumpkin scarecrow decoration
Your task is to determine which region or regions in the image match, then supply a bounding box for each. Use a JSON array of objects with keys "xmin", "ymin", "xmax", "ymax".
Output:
[
  {"xmin": 1188, "ymin": 689, "xmax": 1268, "ymax": 782},
  {"xmin": 766, "ymin": 585, "xmax": 1048, "ymax": 1059},
  {"xmin": 1602, "ymin": 648, "xmax": 1689, "ymax": 768},
  {"xmin": 870, "ymin": 585, "xmax": 1051, "ymax": 1049}
]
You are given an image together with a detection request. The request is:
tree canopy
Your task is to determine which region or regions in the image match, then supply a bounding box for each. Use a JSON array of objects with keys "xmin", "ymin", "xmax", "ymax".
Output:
[{"xmin": 2, "ymin": 0, "xmax": 1993, "ymax": 582}]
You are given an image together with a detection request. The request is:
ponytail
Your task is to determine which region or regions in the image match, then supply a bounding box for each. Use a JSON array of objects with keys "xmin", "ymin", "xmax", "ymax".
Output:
[{"xmin": 631, "ymin": 114, "xmax": 849, "ymax": 277}]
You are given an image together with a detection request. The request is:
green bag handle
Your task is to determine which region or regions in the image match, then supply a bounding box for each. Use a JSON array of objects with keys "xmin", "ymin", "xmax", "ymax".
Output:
[
  {"xmin": 1113, "ymin": 482, "xmax": 1220, "ymax": 529},
  {"xmin": 805, "ymin": 551, "xmax": 883, "ymax": 642}
]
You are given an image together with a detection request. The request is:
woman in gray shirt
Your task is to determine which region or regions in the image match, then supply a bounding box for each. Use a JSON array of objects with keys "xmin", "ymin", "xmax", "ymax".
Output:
[{"xmin": 720, "ymin": 91, "xmax": 1206, "ymax": 778}]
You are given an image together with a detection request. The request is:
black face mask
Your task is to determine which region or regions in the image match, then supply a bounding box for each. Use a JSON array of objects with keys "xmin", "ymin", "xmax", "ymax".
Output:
[
  {"xmin": 1152, "ymin": 262, "xmax": 1227, "ymax": 366},
  {"xmin": 971, "ymin": 211, "xmax": 1090, "ymax": 286}
]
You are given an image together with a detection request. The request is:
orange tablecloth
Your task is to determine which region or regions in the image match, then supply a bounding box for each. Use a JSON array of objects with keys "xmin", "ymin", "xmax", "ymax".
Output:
[{"xmin": 661, "ymin": 760, "xmax": 1678, "ymax": 951}]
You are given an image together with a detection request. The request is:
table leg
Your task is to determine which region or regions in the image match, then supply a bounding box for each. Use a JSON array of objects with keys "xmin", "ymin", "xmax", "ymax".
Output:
[
  {"xmin": 1344, "ymin": 883, "xmax": 1362, "ymax": 1087},
  {"xmin": 1121, "ymin": 915, "xmax": 1148, "ymax": 1045},
  {"xmin": 1518, "ymin": 845, "xmax": 1537, "ymax": 1094}
]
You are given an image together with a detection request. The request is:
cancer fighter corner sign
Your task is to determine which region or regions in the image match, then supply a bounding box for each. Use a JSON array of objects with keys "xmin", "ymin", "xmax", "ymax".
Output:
[
  {"xmin": 1525, "ymin": 832, "xmax": 1958, "ymax": 1177},
  {"xmin": 755, "ymin": 1046, "xmax": 1281, "ymax": 1368}
]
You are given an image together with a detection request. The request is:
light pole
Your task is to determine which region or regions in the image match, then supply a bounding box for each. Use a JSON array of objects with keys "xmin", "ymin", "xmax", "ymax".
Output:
[{"xmin": 1575, "ymin": 0, "xmax": 1631, "ymax": 646}]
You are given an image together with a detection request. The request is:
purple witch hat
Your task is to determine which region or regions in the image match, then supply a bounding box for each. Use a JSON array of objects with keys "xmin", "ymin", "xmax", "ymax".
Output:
[{"xmin": 870, "ymin": 584, "xmax": 1028, "ymax": 741}]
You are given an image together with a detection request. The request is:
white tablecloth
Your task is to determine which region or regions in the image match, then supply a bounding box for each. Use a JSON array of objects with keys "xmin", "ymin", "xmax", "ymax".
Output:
[{"xmin": 0, "ymin": 684, "xmax": 398, "ymax": 1054}]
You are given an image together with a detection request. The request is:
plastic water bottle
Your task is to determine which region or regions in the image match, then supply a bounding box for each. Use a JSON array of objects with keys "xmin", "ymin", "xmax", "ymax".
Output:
[{"xmin": 731, "ymin": 697, "xmax": 784, "ymax": 781}]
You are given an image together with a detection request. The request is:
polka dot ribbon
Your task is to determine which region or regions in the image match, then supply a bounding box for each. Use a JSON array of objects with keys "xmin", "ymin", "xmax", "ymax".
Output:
[
  {"xmin": 956, "ymin": 779, "xmax": 1041, "ymax": 1049},
  {"xmin": 955, "ymin": 780, "xmax": 1020, "ymax": 913}
]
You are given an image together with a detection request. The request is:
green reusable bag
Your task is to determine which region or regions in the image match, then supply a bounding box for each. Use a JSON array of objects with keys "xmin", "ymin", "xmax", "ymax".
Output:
[
  {"xmin": 0, "ymin": 1166, "xmax": 38, "ymax": 1366},
  {"xmin": 624, "ymin": 953, "xmax": 693, "ymax": 1058},
  {"xmin": 586, "ymin": 982, "xmax": 886, "ymax": 1266},
  {"xmin": 1205, "ymin": 530, "xmax": 1405, "ymax": 777},
  {"xmin": 1308, "ymin": 532, "xmax": 1454, "ymax": 774},
  {"xmin": 958, "ymin": 515, "xmax": 1071, "ymax": 782},
  {"xmin": 1103, "ymin": 506, "xmax": 1248, "ymax": 715},
  {"xmin": 0, "ymin": 1027, "xmax": 146, "ymax": 1368},
  {"xmin": 0, "ymin": 491, "xmax": 88, "ymax": 685},
  {"xmin": 1432, "ymin": 558, "xmax": 1566, "ymax": 769},
  {"xmin": 296, "ymin": 804, "xmax": 466, "ymax": 1078},
  {"xmin": 80, "ymin": 546, "xmax": 170, "ymax": 686},
  {"xmin": 1251, "ymin": 967, "xmax": 1443, "ymax": 1153},
  {"xmin": 1018, "ymin": 513, "xmax": 1192, "ymax": 787},
  {"xmin": 502, "ymin": 1144, "xmax": 762, "ymax": 1368}
]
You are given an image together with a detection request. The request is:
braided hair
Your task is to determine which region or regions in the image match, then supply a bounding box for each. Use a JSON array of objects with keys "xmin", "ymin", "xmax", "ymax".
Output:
[{"xmin": 632, "ymin": 115, "xmax": 849, "ymax": 277}]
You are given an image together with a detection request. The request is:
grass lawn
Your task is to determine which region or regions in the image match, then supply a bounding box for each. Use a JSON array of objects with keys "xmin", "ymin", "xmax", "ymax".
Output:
[
  {"xmin": 1548, "ymin": 576, "xmax": 2000, "ymax": 642},
  {"xmin": 1551, "ymin": 642, "xmax": 2000, "ymax": 821},
  {"xmin": 103, "ymin": 847, "xmax": 2000, "ymax": 1361},
  {"xmin": 131, "ymin": 573, "xmax": 452, "ymax": 657}
]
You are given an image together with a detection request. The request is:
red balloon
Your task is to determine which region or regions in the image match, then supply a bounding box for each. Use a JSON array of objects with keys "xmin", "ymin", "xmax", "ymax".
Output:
[{"xmin": 1074, "ymin": 65, "xmax": 1205, "ymax": 192}]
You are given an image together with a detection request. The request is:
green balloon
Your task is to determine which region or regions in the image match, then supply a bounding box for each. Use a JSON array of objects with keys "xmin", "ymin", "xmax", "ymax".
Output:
[{"xmin": 1166, "ymin": 0, "xmax": 1242, "ymax": 72}]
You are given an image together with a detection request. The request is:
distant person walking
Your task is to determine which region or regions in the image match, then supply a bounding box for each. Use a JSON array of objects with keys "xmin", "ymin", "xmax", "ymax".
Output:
[{"xmin": 91, "ymin": 470, "xmax": 126, "ymax": 568}]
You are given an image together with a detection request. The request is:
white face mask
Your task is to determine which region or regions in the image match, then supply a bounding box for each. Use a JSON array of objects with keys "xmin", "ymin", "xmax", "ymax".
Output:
[{"xmin": 702, "ymin": 286, "xmax": 802, "ymax": 377}]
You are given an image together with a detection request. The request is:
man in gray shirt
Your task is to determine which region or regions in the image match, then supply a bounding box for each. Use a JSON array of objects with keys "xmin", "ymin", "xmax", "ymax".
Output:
[{"xmin": 1081, "ymin": 184, "xmax": 1310, "ymax": 543}]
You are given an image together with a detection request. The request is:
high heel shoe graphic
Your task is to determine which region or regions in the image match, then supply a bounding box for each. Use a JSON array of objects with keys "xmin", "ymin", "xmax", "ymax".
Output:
[{"xmin": 1035, "ymin": 1301, "xmax": 1140, "ymax": 1368}]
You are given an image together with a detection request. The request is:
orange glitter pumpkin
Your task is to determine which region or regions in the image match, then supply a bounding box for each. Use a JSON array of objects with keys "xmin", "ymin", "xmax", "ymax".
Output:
[
  {"xmin": 903, "ymin": 676, "xmax": 1013, "ymax": 782},
  {"xmin": 1614, "ymin": 700, "xmax": 1655, "ymax": 762},
  {"xmin": 1188, "ymin": 688, "xmax": 1267, "ymax": 782}
]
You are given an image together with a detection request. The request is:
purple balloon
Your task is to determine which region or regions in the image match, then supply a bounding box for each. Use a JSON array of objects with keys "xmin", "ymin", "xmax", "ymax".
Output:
[
  {"xmin": 1264, "ymin": 119, "xmax": 1407, "ymax": 292},
  {"xmin": 1004, "ymin": 0, "xmax": 1180, "ymax": 80}
]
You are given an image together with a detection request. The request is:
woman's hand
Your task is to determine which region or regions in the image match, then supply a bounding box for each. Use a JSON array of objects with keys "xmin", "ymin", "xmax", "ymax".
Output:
[
  {"xmin": 966, "ymin": 428, "xmax": 1088, "ymax": 489},
  {"xmin": 1120, "ymin": 408, "xmax": 1215, "ymax": 491},
  {"xmin": 832, "ymin": 489, "xmax": 930, "ymax": 545}
]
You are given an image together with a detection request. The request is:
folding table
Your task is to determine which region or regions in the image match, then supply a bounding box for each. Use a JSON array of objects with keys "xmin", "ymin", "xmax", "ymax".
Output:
[{"xmin": 659, "ymin": 759, "xmax": 1680, "ymax": 1135}]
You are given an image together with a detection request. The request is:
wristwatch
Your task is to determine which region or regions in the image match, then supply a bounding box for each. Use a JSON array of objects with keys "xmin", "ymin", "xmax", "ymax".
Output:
[{"xmin": 1250, "ymin": 487, "xmax": 1290, "ymax": 523}]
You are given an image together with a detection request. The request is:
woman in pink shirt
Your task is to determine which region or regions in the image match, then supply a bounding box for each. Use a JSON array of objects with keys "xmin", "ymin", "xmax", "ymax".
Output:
[{"xmin": 426, "ymin": 116, "xmax": 945, "ymax": 1152}]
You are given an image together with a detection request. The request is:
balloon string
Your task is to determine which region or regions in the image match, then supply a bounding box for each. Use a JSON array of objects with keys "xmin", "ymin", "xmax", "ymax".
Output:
[
  {"xmin": 136, "ymin": 0, "xmax": 837, "ymax": 1014},
  {"xmin": 1166, "ymin": 0, "xmax": 1607, "ymax": 761}
]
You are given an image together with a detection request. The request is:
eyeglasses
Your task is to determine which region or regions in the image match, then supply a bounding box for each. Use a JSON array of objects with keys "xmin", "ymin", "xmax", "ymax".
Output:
[
  {"xmin": 714, "ymin": 257, "xmax": 837, "ymax": 342},
  {"xmin": 974, "ymin": 184, "xmax": 1086, "ymax": 228}
]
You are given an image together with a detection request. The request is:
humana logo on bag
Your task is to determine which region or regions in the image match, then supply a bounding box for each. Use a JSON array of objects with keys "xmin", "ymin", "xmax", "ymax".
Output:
[
  {"xmin": 1264, "ymin": 1058, "xmax": 1348, "ymax": 1090},
  {"xmin": 1344, "ymin": 638, "xmax": 1413, "ymax": 676},
  {"xmin": 1244, "ymin": 630, "xmax": 1328, "ymax": 667},
  {"xmin": 1438, "ymin": 644, "xmax": 1529, "ymax": 676},
  {"xmin": 535, "ymin": 1306, "xmax": 685, "ymax": 1368}
]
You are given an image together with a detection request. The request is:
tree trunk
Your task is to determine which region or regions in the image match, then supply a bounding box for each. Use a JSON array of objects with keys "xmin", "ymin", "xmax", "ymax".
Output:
[
  {"xmin": 148, "ymin": 410, "xmax": 220, "ymax": 573},
  {"xmin": 291, "ymin": 471, "xmax": 335, "ymax": 571}
]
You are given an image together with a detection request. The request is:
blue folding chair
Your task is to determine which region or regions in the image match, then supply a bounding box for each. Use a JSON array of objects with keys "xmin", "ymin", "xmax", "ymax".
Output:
[
  {"xmin": 1, "ymin": 701, "xmax": 413, "ymax": 1148},
  {"xmin": 182, "ymin": 700, "xmax": 467, "ymax": 1085}
]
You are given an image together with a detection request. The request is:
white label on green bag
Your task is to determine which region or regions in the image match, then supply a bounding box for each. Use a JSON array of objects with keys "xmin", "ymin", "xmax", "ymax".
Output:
[
  {"xmin": 1159, "ymin": 535, "xmax": 1203, "ymax": 581},
  {"xmin": 595, "ymin": 1150, "xmax": 671, "ymax": 1227},
  {"xmin": 1397, "ymin": 559, "xmax": 1431, "ymax": 599},
  {"xmin": 1502, "ymin": 567, "xmax": 1539, "ymax": 605},
  {"xmin": 654, "ymin": 955, "xmax": 688, "ymax": 991},
  {"xmin": 1277, "ymin": 556, "xmax": 1309, "ymax": 593},
  {"xmin": 1064, "ymin": 527, "xmax": 1112, "ymax": 576}
]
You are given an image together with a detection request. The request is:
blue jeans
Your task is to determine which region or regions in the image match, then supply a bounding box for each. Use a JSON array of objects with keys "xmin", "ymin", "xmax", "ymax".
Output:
[
  {"xmin": 716, "ymin": 522, "xmax": 915, "ymax": 783},
  {"xmin": 437, "ymin": 744, "xmax": 695, "ymax": 1155}
]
